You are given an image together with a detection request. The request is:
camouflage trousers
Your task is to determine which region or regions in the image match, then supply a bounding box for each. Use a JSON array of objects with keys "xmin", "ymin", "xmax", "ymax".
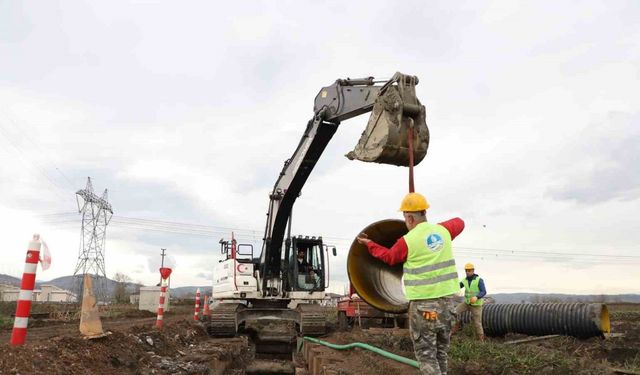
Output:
[{"xmin": 409, "ymin": 296, "xmax": 456, "ymax": 375}]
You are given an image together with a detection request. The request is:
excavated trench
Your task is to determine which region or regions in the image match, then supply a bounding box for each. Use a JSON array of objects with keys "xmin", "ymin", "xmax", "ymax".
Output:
[
  {"xmin": 3, "ymin": 311, "xmax": 636, "ymax": 375},
  {"xmin": 243, "ymin": 320, "xmax": 298, "ymax": 375}
]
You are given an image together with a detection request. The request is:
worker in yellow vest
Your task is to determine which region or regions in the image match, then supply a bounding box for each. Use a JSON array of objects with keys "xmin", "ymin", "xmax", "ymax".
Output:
[
  {"xmin": 357, "ymin": 193, "xmax": 464, "ymax": 375},
  {"xmin": 452, "ymin": 263, "xmax": 486, "ymax": 341}
]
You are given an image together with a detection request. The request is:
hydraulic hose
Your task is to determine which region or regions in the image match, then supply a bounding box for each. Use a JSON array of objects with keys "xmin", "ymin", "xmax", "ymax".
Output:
[{"xmin": 303, "ymin": 336, "xmax": 419, "ymax": 369}]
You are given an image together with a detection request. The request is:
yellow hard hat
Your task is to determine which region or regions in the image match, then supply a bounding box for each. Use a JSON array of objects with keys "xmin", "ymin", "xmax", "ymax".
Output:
[
  {"xmin": 464, "ymin": 263, "xmax": 475, "ymax": 270},
  {"xmin": 399, "ymin": 192, "xmax": 430, "ymax": 212}
]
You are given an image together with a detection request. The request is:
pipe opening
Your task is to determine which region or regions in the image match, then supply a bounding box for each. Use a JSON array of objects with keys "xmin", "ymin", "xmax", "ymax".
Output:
[
  {"xmin": 600, "ymin": 304, "xmax": 611, "ymax": 334},
  {"xmin": 347, "ymin": 219, "xmax": 409, "ymax": 313}
]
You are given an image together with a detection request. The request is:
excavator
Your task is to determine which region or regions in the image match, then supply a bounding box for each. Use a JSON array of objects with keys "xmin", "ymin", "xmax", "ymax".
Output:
[{"xmin": 209, "ymin": 72, "xmax": 429, "ymax": 336}]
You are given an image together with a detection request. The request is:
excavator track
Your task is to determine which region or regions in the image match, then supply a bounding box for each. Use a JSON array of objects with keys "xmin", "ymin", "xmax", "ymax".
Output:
[
  {"xmin": 297, "ymin": 304, "xmax": 326, "ymax": 336},
  {"xmin": 208, "ymin": 303, "xmax": 243, "ymax": 336}
]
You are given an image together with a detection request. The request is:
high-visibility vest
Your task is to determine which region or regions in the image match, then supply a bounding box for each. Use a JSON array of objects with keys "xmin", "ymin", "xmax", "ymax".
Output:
[
  {"xmin": 462, "ymin": 276, "xmax": 484, "ymax": 306},
  {"xmin": 403, "ymin": 222, "xmax": 459, "ymax": 300}
]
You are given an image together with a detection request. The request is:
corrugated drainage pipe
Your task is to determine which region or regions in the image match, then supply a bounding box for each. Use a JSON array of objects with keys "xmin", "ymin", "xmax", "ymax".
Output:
[
  {"xmin": 303, "ymin": 336, "xmax": 419, "ymax": 369},
  {"xmin": 460, "ymin": 303, "xmax": 610, "ymax": 339}
]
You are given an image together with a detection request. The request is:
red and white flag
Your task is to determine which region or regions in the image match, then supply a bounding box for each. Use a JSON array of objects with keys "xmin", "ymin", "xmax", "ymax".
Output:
[{"xmin": 34, "ymin": 234, "xmax": 51, "ymax": 271}]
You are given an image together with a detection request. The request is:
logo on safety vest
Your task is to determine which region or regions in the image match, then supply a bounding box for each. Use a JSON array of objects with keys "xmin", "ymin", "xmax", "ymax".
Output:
[{"xmin": 425, "ymin": 233, "xmax": 444, "ymax": 252}]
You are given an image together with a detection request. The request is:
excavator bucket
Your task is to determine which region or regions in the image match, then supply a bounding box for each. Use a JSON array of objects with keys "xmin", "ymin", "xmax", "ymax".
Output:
[
  {"xmin": 346, "ymin": 73, "xmax": 429, "ymax": 167},
  {"xmin": 79, "ymin": 274, "xmax": 107, "ymax": 339}
]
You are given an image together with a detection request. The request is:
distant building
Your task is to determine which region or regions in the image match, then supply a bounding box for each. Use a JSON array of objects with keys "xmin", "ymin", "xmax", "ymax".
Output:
[
  {"xmin": 0, "ymin": 284, "xmax": 20, "ymax": 302},
  {"xmin": 38, "ymin": 284, "xmax": 77, "ymax": 303},
  {"xmin": 0, "ymin": 283, "xmax": 76, "ymax": 303},
  {"xmin": 139, "ymin": 286, "xmax": 170, "ymax": 313},
  {"xmin": 130, "ymin": 294, "xmax": 140, "ymax": 305}
]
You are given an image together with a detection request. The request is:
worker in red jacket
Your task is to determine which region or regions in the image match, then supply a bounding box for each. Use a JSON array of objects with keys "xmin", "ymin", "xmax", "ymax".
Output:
[{"xmin": 357, "ymin": 192, "xmax": 464, "ymax": 375}]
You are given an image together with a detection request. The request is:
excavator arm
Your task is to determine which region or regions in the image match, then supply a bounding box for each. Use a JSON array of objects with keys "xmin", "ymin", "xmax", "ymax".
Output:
[{"xmin": 259, "ymin": 72, "xmax": 429, "ymax": 294}]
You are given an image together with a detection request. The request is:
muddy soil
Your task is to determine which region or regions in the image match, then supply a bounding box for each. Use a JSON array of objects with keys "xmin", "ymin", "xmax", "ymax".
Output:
[
  {"xmin": 301, "ymin": 328, "xmax": 419, "ymax": 375},
  {"xmin": 300, "ymin": 312, "xmax": 640, "ymax": 375},
  {"xmin": 0, "ymin": 307, "xmax": 638, "ymax": 375},
  {"xmin": 0, "ymin": 314, "xmax": 248, "ymax": 375},
  {"xmin": 528, "ymin": 318, "xmax": 640, "ymax": 371}
]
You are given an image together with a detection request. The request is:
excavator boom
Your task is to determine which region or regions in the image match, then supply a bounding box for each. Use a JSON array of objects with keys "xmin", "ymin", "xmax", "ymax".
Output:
[
  {"xmin": 209, "ymin": 72, "xmax": 429, "ymax": 337},
  {"xmin": 260, "ymin": 72, "xmax": 429, "ymax": 292}
]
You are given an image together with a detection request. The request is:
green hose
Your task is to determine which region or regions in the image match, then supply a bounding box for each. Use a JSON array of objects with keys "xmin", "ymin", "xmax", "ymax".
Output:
[{"xmin": 303, "ymin": 336, "xmax": 419, "ymax": 369}]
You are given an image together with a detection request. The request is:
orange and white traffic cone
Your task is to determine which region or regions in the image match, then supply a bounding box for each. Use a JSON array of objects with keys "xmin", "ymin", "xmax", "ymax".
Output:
[
  {"xmin": 203, "ymin": 295, "xmax": 210, "ymax": 317},
  {"xmin": 156, "ymin": 267, "xmax": 172, "ymax": 330},
  {"xmin": 193, "ymin": 288, "xmax": 200, "ymax": 321}
]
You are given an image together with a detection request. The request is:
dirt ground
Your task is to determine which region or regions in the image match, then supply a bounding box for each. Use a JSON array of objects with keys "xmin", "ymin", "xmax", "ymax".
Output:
[
  {"xmin": 0, "ymin": 304, "xmax": 638, "ymax": 375},
  {"xmin": 302, "ymin": 328, "xmax": 418, "ymax": 375},
  {"xmin": 0, "ymin": 311, "xmax": 250, "ymax": 375},
  {"xmin": 301, "ymin": 306, "xmax": 640, "ymax": 375}
]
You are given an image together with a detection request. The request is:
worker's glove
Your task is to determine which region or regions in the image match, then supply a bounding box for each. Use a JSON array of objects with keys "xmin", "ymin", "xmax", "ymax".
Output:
[{"xmin": 470, "ymin": 297, "xmax": 478, "ymax": 304}]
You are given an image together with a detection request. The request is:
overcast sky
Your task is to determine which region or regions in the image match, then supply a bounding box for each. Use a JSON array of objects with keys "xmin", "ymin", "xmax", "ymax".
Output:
[{"xmin": 1, "ymin": 1, "xmax": 638, "ymax": 295}]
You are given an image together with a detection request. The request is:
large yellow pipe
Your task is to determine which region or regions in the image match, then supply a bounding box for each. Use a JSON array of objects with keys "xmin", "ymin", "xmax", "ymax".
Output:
[{"xmin": 347, "ymin": 219, "xmax": 409, "ymax": 313}]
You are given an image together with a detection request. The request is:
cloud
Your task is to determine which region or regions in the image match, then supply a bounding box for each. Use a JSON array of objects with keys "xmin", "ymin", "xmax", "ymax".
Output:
[
  {"xmin": 1, "ymin": 1, "xmax": 639, "ymax": 294},
  {"xmin": 146, "ymin": 254, "xmax": 177, "ymax": 273},
  {"xmin": 546, "ymin": 112, "xmax": 640, "ymax": 204},
  {"xmin": 196, "ymin": 272, "xmax": 210, "ymax": 281}
]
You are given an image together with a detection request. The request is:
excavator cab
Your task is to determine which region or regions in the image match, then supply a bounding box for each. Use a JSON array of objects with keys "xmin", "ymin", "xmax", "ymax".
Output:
[{"xmin": 286, "ymin": 236, "xmax": 325, "ymax": 292}]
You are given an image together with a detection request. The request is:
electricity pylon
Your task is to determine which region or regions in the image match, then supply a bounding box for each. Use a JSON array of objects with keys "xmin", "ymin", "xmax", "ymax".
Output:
[{"xmin": 73, "ymin": 177, "xmax": 113, "ymax": 302}]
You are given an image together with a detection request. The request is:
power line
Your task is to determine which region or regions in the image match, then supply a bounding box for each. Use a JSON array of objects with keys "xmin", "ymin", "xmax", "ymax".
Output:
[
  {"xmin": 55, "ymin": 167, "xmax": 76, "ymax": 190},
  {"xmin": 38, "ymin": 212, "xmax": 640, "ymax": 265},
  {"xmin": 41, "ymin": 212, "xmax": 263, "ymax": 235},
  {"xmin": 0, "ymin": 112, "xmax": 77, "ymax": 204},
  {"xmin": 455, "ymin": 246, "xmax": 640, "ymax": 259},
  {"xmin": 0, "ymin": 126, "xmax": 69, "ymax": 202},
  {"xmin": 41, "ymin": 216, "xmax": 264, "ymax": 241}
]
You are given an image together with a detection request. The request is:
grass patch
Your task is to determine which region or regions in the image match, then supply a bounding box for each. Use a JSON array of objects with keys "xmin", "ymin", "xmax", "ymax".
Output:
[
  {"xmin": 610, "ymin": 310, "xmax": 640, "ymax": 322},
  {"xmin": 623, "ymin": 353, "xmax": 640, "ymax": 372},
  {"xmin": 0, "ymin": 314, "xmax": 13, "ymax": 329},
  {"xmin": 449, "ymin": 332, "xmax": 609, "ymax": 374}
]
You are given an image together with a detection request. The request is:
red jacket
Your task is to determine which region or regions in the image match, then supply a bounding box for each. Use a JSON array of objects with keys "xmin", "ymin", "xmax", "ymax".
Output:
[{"xmin": 366, "ymin": 218, "xmax": 465, "ymax": 266}]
